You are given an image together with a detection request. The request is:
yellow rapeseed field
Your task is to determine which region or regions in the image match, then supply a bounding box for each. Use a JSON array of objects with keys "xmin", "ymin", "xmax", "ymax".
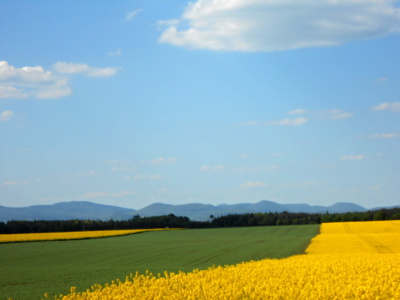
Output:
[
  {"xmin": 48, "ymin": 221, "xmax": 400, "ymax": 300},
  {"xmin": 0, "ymin": 228, "xmax": 170, "ymax": 243},
  {"xmin": 306, "ymin": 220, "xmax": 400, "ymax": 254}
]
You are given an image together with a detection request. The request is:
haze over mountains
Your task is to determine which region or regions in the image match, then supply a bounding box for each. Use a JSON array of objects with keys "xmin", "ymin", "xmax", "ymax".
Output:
[{"xmin": 0, "ymin": 200, "xmax": 390, "ymax": 222}]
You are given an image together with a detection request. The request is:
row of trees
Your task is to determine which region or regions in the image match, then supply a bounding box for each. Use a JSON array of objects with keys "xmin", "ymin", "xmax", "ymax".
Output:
[{"xmin": 1, "ymin": 207, "xmax": 399, "ymax": 234}]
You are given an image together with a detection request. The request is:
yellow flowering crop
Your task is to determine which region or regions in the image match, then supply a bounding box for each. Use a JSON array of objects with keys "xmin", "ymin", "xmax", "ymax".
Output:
[
  {"xmin": 0, "ymin": 228, "xmax": 172, "ymax": 243},
  {"xmin": 306, "ymin": 220, "xmax": 400, "ymax": 254},
  {"xmin": 48, "ymin": 221, "xmax": 400, "ymax": 300},
  {"xmin": 49, "ymin": 253, "xmax": 400, "ymax": 300}
]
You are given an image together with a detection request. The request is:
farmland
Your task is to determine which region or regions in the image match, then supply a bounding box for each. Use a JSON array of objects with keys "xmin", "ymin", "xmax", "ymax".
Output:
[
  {"xmin": 49, "ymin": 220, "xmax": 400, "ymax": 300},
  {"xmin": 0, "ymin": 225, "xmax": 319, "ymax": 300},
  {"xmin": 306, "ymin": 220, "xmax": 400, "ymax": 254},
  {"xmin": 0, "ymin": 228, "xmax": 171, "ymax": 243}
]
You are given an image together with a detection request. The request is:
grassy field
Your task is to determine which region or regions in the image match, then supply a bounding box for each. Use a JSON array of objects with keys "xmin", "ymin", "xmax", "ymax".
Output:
[{"xmin": 0, "ymin": 225, "xmax": 319, "ymax": 300}]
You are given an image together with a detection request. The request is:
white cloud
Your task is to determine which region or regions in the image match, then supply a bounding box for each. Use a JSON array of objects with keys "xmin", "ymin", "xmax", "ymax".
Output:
[
  {"xmin": 52, "ymin": 62, "xmax": 120, "ymax": 78},
  {"xmin": 128, "ymin": 174, "xmax": 163, "ymax": 180},
  {"xmin": 241, "ymin": 108, "xmax": 351, "ymax": 128},
  {"xmin": 239, "ymin": 153, "xmax": 248, "ymax": 158},
  {"xmin": 241, "ymin": 181, "xmax": 268, "ymax": 188},
  {"xmin": 0, "ymin": 61, "xmax": 71, "ymax": 99},
  {"xmin": 0, "ymin": 61, "xmax": 120, "ymax": 100},
  {"xmin": 2, "ymin": 181, "xmax": 19, "ymax": 186},
  {"xmin": 0, "ymin": 110, "xmax": 14, "ymax": 121},
  {"xmin": 140, "ymin": 157, "xmax": 178, "ymax": 165},
  {"xmin": 107, "ymin": 49, "xmax": 122, "ymax": 56},
  {"xmin": 288, "ymin": 109, "xmax": 308, "ymax": 115},
  {"xmin": 340, "ymin": 155, "xmax": 365, "ymax": 160},
  {"xmin": 358, "ymin": 133, "xmax": 399, "ymax": 139},
  {"xmin": 2, "ymin": 180, "xmax": 28, "ymax": 186},
  {"xmin": 265, "ymin": 117, "xmax": 308, "ymax": 126},
  {"xmin": 126, "ymin": 9, "xmax": 143, "ymax": 21},
  {"xmin": 157, "ymin": 19, "xmax": 180, "ymax": 27},
  {"xmin": 286, "ymin": 108, "xmax": 353, "ymax": 120},
  {"xmin": 376, "ymin": 77, "xmax": 388, "ymax": 82},
  {"xmin": 105, "ymin": 160, "xmax": 136, "ymax": 172},
  {"xmin": 320, "ymin": 109, "xmax": 353, "ymax": 120},
  {"xmin": 77, "ymin": 171, "xmax": 96, "ymax": 176},
  {"xmin": 238, "ymin": 120, "xmax": 260, "ymax": 126},
  {"xmin": 200, "ymin": 165, "xmax": 224, "ymax": 171},
  {"xmin": 372, "ymin": 102, "xmax": 400, "ymax": 112},
  {"xmin": 111, "ymin": 166, "xmax": 136, "ymax": 172},
  {"xmin": 158, "ymin": 0, "xmax": 400, "ymax": 52},
  {"xmin": 0, "ymin": 86, "xmax": 28, "ymax": 99},
  {"xmin": 0, "ymin": 60, "xmax": 54, "ymax": 82}
]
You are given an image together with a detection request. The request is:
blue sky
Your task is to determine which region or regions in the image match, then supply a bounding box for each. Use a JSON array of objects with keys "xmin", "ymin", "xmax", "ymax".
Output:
[{"xmin": 1, "ymin": 0, "xmax": 399, "ymax": 210}]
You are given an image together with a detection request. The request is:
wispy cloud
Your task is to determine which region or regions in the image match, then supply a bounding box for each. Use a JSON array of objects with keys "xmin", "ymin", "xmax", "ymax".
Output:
[
  {"xmin": 265, "ymin": 117, "xmax": 308, "ymax": 126},
  {"xmin": 340, "ymin": 155, "xmax": 365, "ymax": 160},
  {"xmin": 320, "ymin": 109, "xmax": 353, "ymax": 120},
  {"xmin": 105, "ymin": 160, "xmax": 136, "ymax": 172},
  {"xmin": 52, "ymin": 62, "xmax": 120, "ymax": 78},
  {"xmin": 289, "ymin": 108, "xmax": 353, "ymax": 120},
  {"xmin": 2, "ymin": 181, "xmax": 19, "ymax": 186},
  {"xmin": 288, "ymin": 109, "xmax": 308, "ymax": 115},
  {"xmin": 237, "ymin": 120, "xmax": 260, "ymax": 126},
  {"xmin": 0, "ymin": 110, "xmax": 14, "ymax": 121},
  {"xmin": 125, "ymin": 9, "xmax": 143, "ymax": 21},
  {"xmin": 241, "ymin": 181, "xmax": 268, "ymax": 188},
  {"xmin": 158, "ymin": 0, "xmax": 400, "ymax": 52},
  {"xmin": 2, "ymin": 180, "xmax": 28, "ymax": 186},
  {"xmin": 357, "ymin": 133, "xmax": 399, "ymax": 139},
  {"xmin": 127, "ymin": 174, "xmax": 162, "ymax": 180},
  {"xmin": 240, "ymin": 108, "xmax": 351, "ymax": 128},
  {"xmin": 107, "ymin": 49, "xmax": 122, "ymax": 56},
  {"xmin": 140, "ymin": 157, "xmax": 177, "ymax": 165},
  {"xmin": 200, "ymin": 165, "xmax": 224, "ymax": 171},
  {"xmin": 77, "ymin": 171, "xmax": 96, "ymax": 176},
  {"xmin": 376, "ymin": 77, "xmax": 388, "ymax": 83},
  {"xmin": 372, "ymin": 102, "xmax": 400, "ymax": 112}
]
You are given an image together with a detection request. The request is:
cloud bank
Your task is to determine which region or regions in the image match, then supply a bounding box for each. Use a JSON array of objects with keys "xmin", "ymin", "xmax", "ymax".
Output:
[{"xmin": 158, "ymin": 0, "xmax": 400, "ymax": 52}]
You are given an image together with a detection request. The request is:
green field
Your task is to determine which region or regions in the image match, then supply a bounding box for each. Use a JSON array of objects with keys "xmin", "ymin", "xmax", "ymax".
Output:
[{"xmin": 0, "ymin": 225, "xmax": 319, "ymax": 300}]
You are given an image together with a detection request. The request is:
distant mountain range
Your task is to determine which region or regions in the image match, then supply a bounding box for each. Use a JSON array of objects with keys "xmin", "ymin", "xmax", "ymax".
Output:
[{"xmin": 0, "ymin": 200, "xmax": 393, "ymax": 222}]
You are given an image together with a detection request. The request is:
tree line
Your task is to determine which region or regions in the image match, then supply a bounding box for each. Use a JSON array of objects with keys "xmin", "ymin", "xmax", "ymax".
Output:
[{"xmin": 0, "ymin": 207, "xmax": 399, "ymax": 234}]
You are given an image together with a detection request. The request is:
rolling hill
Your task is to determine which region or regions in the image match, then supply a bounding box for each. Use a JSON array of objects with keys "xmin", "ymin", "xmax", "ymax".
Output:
[{"xmin": 0, "ymin": 200, "xmax": 371, "ymax": 222}]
